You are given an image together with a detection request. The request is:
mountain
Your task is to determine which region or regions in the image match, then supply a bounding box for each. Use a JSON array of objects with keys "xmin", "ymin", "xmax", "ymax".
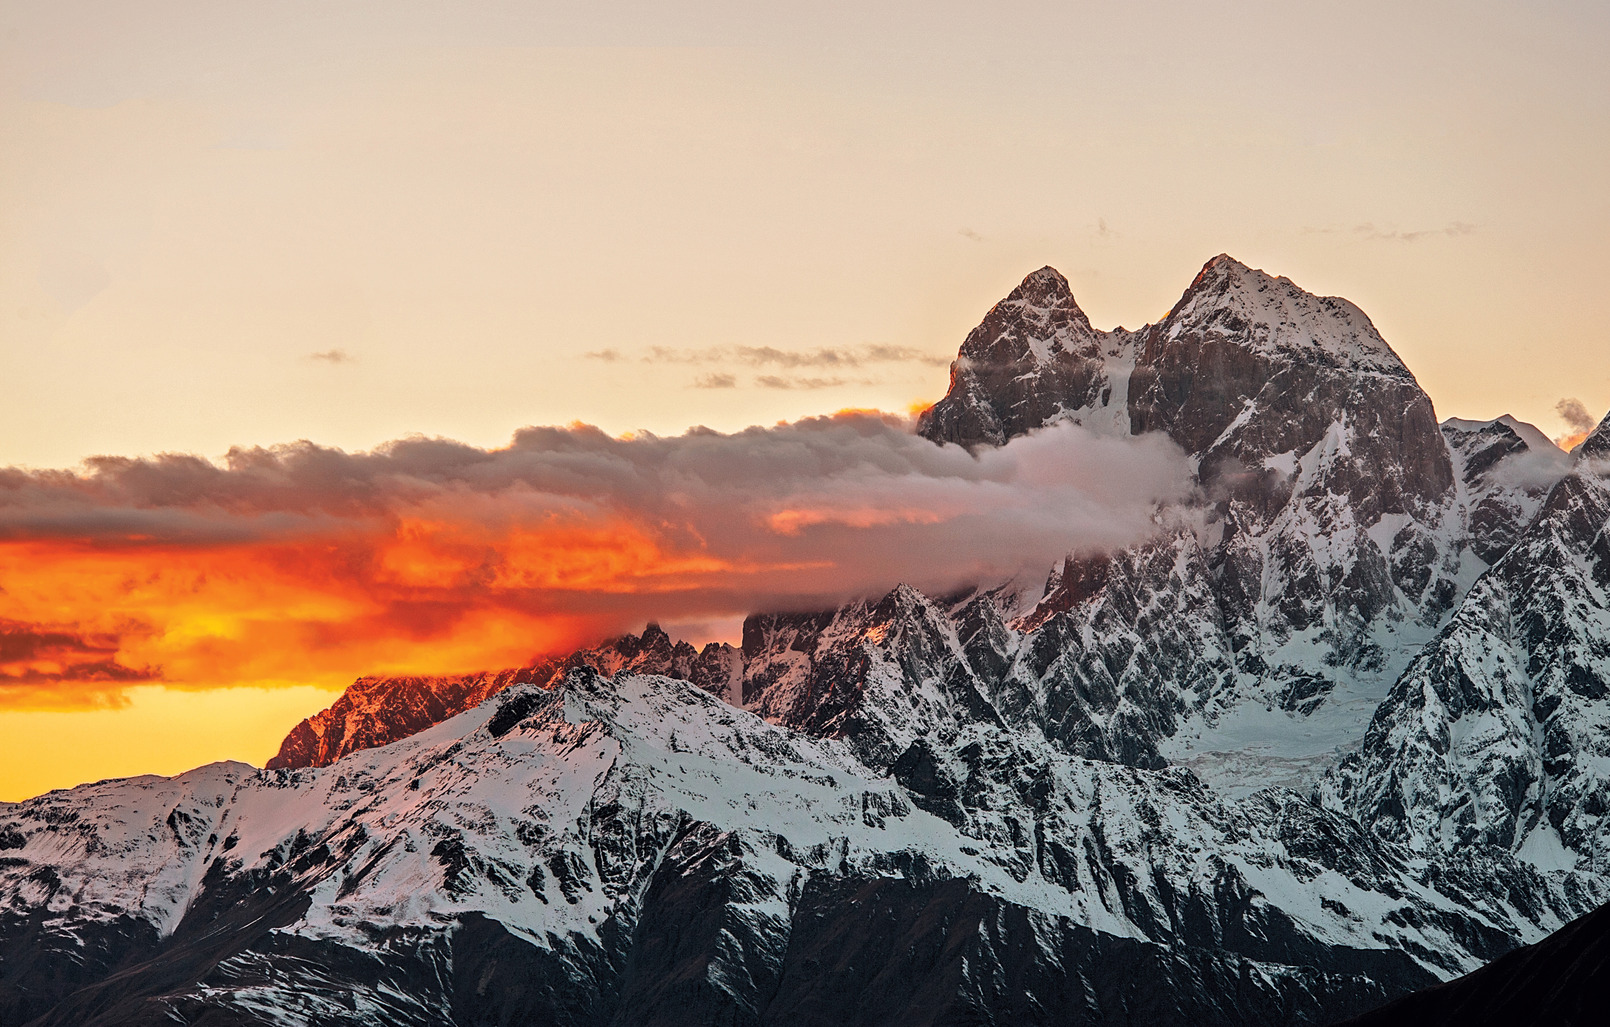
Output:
[
  {"xmin": 1439, "ymin": 416, "xmax": 1568, "ymax": 565},
  {"xmin": 920, "ymin": 255, "xmax": 1482, "ymax": 785},
  {"xmin": 5, "ymin": 256, "xmax": 1607, "ymax": 1025},
  {"xmin": 1325, "ymin": 409, "xmax": 1610, "ymax": 868},
  {"xmin": 0, "ymin": 670, "xmax": 1590, "ymax": 1026},
  {"xmin": 268, "ymin": 667, "xmax": 540, "ymax": 770},
  {"xmin": 269, "ymin": 625, "xmax": 742, "ymax": 770},
  {"xmin": 288, "ymin": 257, "xmax": 1516, "ymax": 784},
  {"xmin": 1333, "ymin": 898, "xmax": 1610, "ymax": 1027},
  {"xmin": 915, "ymin": 266, "xmax": 1136, "ymax": 446}
]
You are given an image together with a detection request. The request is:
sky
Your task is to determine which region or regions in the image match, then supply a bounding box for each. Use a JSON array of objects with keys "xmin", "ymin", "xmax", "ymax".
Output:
[{"xmin": 2, "ymin": 1, "xmax": 1608, "ymax": 799}]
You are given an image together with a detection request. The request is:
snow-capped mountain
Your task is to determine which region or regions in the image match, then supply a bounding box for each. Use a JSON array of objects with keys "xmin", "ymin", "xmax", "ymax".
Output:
[
  {"xmin": 920, "ymin": 256, "xmax": 1486, "ymax": 784},
  {"xmin": 1439, "ymin": 415, "xmax": 1570, "ymax": 566},
  {"xmin": 268, "ymin": 626, "xmax": 742, "ymax": 770},
  {"xmin": 914, "ymin": 266, "xmax": 1137, "ymax": 446},
  {"xmin": 4, "ymin": 257, "xmax": 1608, "ymax": 1025},
  {"xmin": 284, "ymin": 257, "xmax": 1524, "ymax": 783},
  {"xmin": 1326, "ymin": 410, "xmax": 1610, "ymax": 868},
  {"xmin": 1, "ymin": 670, "xmax": 1597, "ymax": 1025}
]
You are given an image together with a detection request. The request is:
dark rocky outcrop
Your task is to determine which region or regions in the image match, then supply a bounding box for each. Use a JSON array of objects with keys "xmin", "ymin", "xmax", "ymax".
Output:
[{"xmin": 1335, "ymin": 900, "xmax": 1610, "ymax": 1027}]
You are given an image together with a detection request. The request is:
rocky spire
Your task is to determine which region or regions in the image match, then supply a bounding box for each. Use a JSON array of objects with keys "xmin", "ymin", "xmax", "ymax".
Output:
[{"xmin": 916, "ymin": 265, "xmax": 1116, "ymax": 449}]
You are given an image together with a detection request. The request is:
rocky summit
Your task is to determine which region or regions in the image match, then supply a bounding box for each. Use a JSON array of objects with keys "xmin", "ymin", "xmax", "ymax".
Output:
[{"xmin": 3, "ymin": 257, "xmax": 1608, "ymax": 1026}]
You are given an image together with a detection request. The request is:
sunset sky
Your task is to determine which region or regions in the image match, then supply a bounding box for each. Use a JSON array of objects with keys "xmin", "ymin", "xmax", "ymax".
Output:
[{"xmin": 3, "ymin": 1, "xmax": 1608, "ymax": 799}]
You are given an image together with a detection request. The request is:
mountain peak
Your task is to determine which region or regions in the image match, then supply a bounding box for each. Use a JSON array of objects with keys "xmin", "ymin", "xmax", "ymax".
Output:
[
  {"xmin": 1200, "ymin": 252, "xmax": 1252, "ymax": 275},
  {"xmin": 1442, "ymin": 415, "xmax": 1561, "ymax": 456},
  {"xmin": 916, "ymin": 264, "xmax": 1110, "ymax": 447},
  {"xmin": 1010, "ymin": 265, "xmax": 1074, "ymax": 301},
  {"xmin": 989, "ymin": 265, "xmax": 1089, "ymax": 335},
  {"xmin": 1161, "ymin": 254, "xmax": 1405, "ymax": 373}
]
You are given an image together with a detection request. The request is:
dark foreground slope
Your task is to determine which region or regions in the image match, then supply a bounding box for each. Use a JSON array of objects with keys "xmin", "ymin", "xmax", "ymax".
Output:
[{"xmin": 1334, "ymin": 900, "xmax": 1610, "ymax": 1027}]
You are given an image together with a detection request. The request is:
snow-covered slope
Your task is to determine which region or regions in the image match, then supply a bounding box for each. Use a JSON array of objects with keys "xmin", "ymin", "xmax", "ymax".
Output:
[
  {"xmin": 1440, "ymin": 416, "xmax": 1570, "ymax": 566},
  {"xmin": 2, "ymin": 670, "xmax": 1599, "ymax": 1026},
  {"xmin": 270, "ymin": 625, "xmax": 742, "ymax": 769},
  {"xmin": 1335, "ymin": 887, "xmax": 1610, "ymax": 1027},
  {"xmin": 1326, "ymin": 411, "xmax": 1610, "ymax": 869}
]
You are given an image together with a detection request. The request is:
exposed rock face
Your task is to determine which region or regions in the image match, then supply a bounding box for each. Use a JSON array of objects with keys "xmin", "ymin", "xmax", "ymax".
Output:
[
  {"xmin": 1579, "ymin": 409, "xmax": 1610, "ymax": 459},
  {"xmin": 1327, "ymin": 412, "xmax": 1610, "ymax": 868},
  {"xmin": 1, "ymin": 672, "xmax": 1594, "ymax": 1026},
  {"xmin": 917, "ymin": 266, "xmax": 1134, "ymax": 448},
  {"xmin": 268, "ymin": 668, "xmax": 539, "ymax": 770}
]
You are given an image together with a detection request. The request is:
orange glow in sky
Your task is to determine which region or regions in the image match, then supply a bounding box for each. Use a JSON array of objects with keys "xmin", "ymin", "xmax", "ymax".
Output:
[{"xmin": 0, "ymin": 514, "xmax": 743, "ymax": 797}]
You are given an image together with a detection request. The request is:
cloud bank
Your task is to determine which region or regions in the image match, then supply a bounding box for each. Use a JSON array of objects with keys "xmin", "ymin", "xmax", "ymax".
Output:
[{"xmin": 0, "ymin": 414, "xmax": 1191, "ymax": 708}]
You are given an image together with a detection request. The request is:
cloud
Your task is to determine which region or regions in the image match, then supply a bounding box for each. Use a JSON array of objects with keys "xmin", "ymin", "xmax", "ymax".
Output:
[
  {"xmin": 1556, "ymin": 397, "xmax": 1599, "ymax": 450},
  {"xmin": 755, "ymin": 375, "xmax": 864, "ymax": 390},
  {"xmin": 0, "ymin": 618, "xmax": 156, "ymax": 695},
  {"xmin": 584, "ymin": 348, "xmax": 623, "ymax": 362},
  {"xmin": 0, "ymin": 415, "xmax": 1193, "ymax": 709},
  {"xmin": 958, "ymin": 227, "xmax": 983, "ymax": 242},
  {"xmin": 691, "ymin": 373, "xmax": 737, "ymax": 389},
  {"xmin": 1353, "ymin": 222, "xmax": 1477, "ymax": 243},
  {"xmin": 1557, "ymin": 398, "xmax": 1597, "ymax": 434},
  {"xmin": 628, "ymin": 343, "xmax": 949, "ymax": 370},
  {"xmin": 310, "ymin": 349, "xmax": 353, "ymax": 364}
]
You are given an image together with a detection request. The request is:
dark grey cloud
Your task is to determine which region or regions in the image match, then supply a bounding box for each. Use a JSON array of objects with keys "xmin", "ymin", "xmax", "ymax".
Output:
[{"xmin": 0, "ymin": 618, "xmax": 155, "ymax": 686}]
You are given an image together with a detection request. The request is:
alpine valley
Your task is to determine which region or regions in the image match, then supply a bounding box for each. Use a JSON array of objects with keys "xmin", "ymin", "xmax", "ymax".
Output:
[{"xmin": 5, "ymin": 257, "xmax": 1609, "ymax": 1026}]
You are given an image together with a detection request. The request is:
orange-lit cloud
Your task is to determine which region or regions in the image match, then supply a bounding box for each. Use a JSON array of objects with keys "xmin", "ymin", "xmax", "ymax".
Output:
[
  {"xmin": 0, "ymin": 413, "xmax": 1192, "ymax": 710},
  {"xmin": 1556, "ymin": 398, "xmax": 1598, "ymax": 451}
]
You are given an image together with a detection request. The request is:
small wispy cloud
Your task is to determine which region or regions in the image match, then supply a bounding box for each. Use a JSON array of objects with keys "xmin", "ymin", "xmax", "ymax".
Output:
[
  {"xmin": 1556, "ymin": 397, "xmax": 1599, "ymax": 450},
  {"xmin": 1300, "ymin": 222, "xmax": 1477, "ymax": 242},
  {"xmin": 958, "ymin": 227, "xmax": 984, "ymax": 243},
  {"xmin": 690, "ymin": 373, "xmax": 738, "ymax": 389},
  {"xmin": 584, "ymin": 348, "xmax": 623, "ymax": 362},
  {"xmin": 309, "ymin": 349, "xmax": 352, "ymax": 364},
  {"xmin": 1356, "ymin": 221, "xmax": 1476, "ymax": 242},
  {"xmin": 755, "ymin": 375, "xmax": 870, "ymax": 390},
  {"xmin": 609, "ymin": 343, "xmax": 949, "ymax": 371},
  {"xmin": 1093, "ymin": 217, "xmax": 1117, "ymax": 240}
]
